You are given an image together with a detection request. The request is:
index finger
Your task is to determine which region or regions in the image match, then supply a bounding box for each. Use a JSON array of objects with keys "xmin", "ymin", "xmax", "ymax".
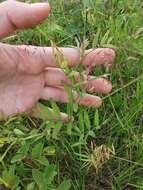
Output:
[{"xmin": 17, "ymin": 45, "xmax": 116, "ymax": 71}]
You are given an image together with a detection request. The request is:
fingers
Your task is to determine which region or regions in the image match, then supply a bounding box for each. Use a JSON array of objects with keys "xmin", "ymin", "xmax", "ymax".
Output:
[
  {"xmin": 44, "ymin": 68, "xmax": 112, "ymax": 94},
  {"xmin": 40, "ymin": 87, "xmax": 102, "ymax": 108},
  {"xmin": 0, "ymin": 0, "xmax": 50, "ymax": 38},
  {"xmin": 44, "ymin": 68, "xmax": 71, "ymax": 86},
  {"xmin": 15, "ymin": 46, "xmax": 115, "ymax": 72},
  {"xmin": 41, "ymin": 47, "xmax": 115, "ymax": 68},
  {"xmin": 50, "ymin": 47, "xmax": 115, "ymax": 67},
  {"xmin": 51, "ymin": 47, "xmax": 115, "ymax": 67},
  {"xmin": 41, "ymin": 87, "xmax": 69, "ymax": 103},
  {"xmin": 0, "ymin": 42, "xmax": 115, "ymax": 78},
  {"xmin": 30, "ymin": 105, "xmax": 70, "ymax": 123},
  {"xmin": 86, "ymin": 78, "xmax": 112, "ymax": 93}
]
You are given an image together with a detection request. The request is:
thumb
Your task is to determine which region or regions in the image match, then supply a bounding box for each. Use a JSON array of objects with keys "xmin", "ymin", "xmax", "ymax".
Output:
[{"xmin": 0, "ymin": 0, "xmax": 51, "ymax": 38}]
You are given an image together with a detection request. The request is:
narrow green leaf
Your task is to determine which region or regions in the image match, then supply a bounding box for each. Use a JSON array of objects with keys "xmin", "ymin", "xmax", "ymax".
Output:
[
  {"xmin": 51, "ymin": 100, "xmax": 61, "ymax": 120},
  {"xmin": 84, "ymin": 110, "xmax": 90, "ymax": 130},
  {"xmin": 14, "ymin": 129, "xmax": 25, "ymax": 136},
  {"xmin": 32, "ymin": 169, "xmax": 44, "ymax": 189},
  {"xmin": 78, "ymin": 112, "xmax": 84, "ymax": 133},
  {"xmin": 32, "ymin": 142, "xmax": 43, "ymax": 158},
  {"xmin": 56, "ymin": 179, "xmax": 71, "ymax": 190},
  {"xmin": 44, "ymin": 164, "xmax": 57, "ymax": 185},
  {"xmin": 52, "ymin": 122, "xmax": 62, "ymax": 139},
  {"xmin": 26, "ymin": 182, "xmax": 35, "ymax": 190},
  {"xmin": 18, "ymin": 141, "xmax": 30, "ymax": 155},
  {"xmin": 101, "ymin": 30, "xmax": 110, "ymax": 45},
  {"xmin": 31, "ymin": 102, "xmax": 53, "ymax": 121},
  {"xmin": 36, "ymin": 156, "xmax": 49, "ymax": 166},
  {"xmin": 11, "ymin": 141, "xmax": 30, "ymax": 163},
  {"xmin": 2, "ymin": 166, "xmax": 20, "ymax": 189},
  {"xmin": 88, "ymin": 130, "xmax": 96, "ymax": 138},
  {"xmin": 11, "ymin": 154, "xmax": 25, "ymax": 163},
  {"xmin": 94, "ymin": 110, "xmax": 100, "ymax": 129}
]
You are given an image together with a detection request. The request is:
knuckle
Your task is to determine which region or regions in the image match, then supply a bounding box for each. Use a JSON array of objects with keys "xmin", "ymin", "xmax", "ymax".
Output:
[{"xmin": 0, "ymin": 43, "xmax": 18, "ymax": 78}]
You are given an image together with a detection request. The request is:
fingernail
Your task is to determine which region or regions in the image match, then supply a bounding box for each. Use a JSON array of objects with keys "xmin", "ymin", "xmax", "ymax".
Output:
[
  {"xmin": 78, "ymin": 94, "xmax": 102, "ymax": 108},
  {"xmin": 103, "ymin": 80, "xmax": 112, "ymax": 93}
]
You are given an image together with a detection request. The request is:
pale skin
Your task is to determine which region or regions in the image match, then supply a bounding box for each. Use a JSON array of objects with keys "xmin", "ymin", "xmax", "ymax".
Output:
[{"xmin": 0, "ymin": 0, "xmax": 115, "ymax": 121}]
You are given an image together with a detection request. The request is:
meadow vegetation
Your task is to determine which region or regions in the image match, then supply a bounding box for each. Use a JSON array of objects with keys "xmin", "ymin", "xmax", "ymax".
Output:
[{"xmin": 0, "ymin": 0, "xmax": 143, "ymax": 189}]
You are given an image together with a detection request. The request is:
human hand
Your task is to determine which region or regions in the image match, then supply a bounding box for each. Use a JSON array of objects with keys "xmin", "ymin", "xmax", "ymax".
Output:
[{"xmin": 0, "ymin": 0, "xmax": 115, "ymax": 121}]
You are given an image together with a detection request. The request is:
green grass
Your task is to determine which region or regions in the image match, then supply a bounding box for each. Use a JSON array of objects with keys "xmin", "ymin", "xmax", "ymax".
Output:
[{"xmin": 1, "ymin": 0, "xmax": 143, "ymax": 189}]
